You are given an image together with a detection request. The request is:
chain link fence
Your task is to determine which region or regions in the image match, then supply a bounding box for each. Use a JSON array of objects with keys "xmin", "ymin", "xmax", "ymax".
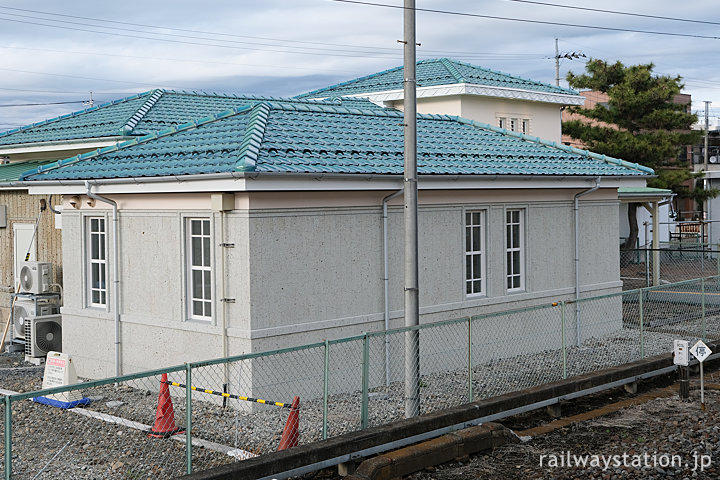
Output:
[
  {"xmin": 2, "ymin": 277, "xmax": 720, "ymax": 478},
  {"xmin": 620, "ymin": 245, "xmax": 720, "ymax": 290}
]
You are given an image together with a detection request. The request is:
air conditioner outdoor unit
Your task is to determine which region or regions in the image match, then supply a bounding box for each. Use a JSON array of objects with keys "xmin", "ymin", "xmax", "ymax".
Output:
[
  {"xmin": 12, "ymin": 298, "xmax": 56, "ymax": 340},
  {"xmin": 19, "ymin": 262, "xmax": 52, "ymax": 295},
  {"xmin": 25, "ymin": 315, "xmax": 62, "ymax": 358}
]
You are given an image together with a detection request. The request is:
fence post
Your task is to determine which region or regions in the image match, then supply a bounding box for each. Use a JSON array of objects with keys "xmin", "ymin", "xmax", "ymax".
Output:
[
  {"xmin": 467, "ymin": 317, "xmax": 473, "ymax": 403},
  {"xmin": 4, "ymin": 394, "xmax": 11, "ymax": 480},
  {"xmin": 702, "ymin": 277, "xmax": 707, "ymax": 341},
  {"xmin": 361, "ymin": 332, "xmax": 369, "ymax": 429},
  {"xmin": 561, "ymin": 301, "xmax": 567, "ymax": 379},
  {"xmin": 185, "ymin": 363, "xmax": 192, "ymax": 475},
  {"xmin": 639, "ymin": 288, "xmax": 644, "ymax": 359},
  {"xmin": 323, "ymin": 339, "xmax": 329, "ymax": 440}
]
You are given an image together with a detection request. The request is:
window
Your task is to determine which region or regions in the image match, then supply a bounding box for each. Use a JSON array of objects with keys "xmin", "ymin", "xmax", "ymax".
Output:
[
  {"xmin": 187, "ymin": 218, "xmax": 212, "ymax": 320},
  {"xmin": 509, "ymin": 118, "xmax": 517, "ymax": 132},
  {"xmin": 87, "ymin": 217, "xmax": 107, "ymax": 307},
  {"xmin": 506, "ymin": 209, "xmax": 525, "ymax": 291},
  {"xmin": 465, "ymin": 211, "xmax": 485, "ymax": 296},
  {"xmin": 521, "ymin": 119, "xmax": 529, "ymax": 134},
  {"xmin": 498, "ymin": 117, "xmax": 506, "ymax": 129}
]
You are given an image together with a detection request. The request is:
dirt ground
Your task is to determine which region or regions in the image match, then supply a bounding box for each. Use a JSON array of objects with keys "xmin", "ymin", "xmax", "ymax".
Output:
[{"xmin": 406, "ymin": 372, "xmax": 720, "ymax": 480}]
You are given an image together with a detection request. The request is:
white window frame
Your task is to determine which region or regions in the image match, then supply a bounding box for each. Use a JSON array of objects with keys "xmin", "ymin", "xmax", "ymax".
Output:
[
  {"xmin": 85, "ymin": 216, "xmax": 108, "ymax": 308},
  {"xmin": 505, "ymin": 208, "xmax": 525, "ymax": 292},
  {"xmin": 464, "ymin": 210, "xmax": 486, "ymax": 297},
  {"xmin": 498, "ymin": 117, "xmax": 507, "ymax": 129},
  {"xmin": 185, "ymin": 217, "xmax": 213, "ymax": 322},
  {"xmin": 509, "ymin": 118, "xmax": 518, "ymax": 132},
  {"xmin": 521, "ymin": 119, "xmax": 530, "ymax": 135}
]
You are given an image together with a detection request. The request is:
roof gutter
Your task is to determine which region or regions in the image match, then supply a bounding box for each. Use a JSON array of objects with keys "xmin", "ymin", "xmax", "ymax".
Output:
[{"xmin": 85, "ymin": 181, "xmax": 121, "ymax": 377}]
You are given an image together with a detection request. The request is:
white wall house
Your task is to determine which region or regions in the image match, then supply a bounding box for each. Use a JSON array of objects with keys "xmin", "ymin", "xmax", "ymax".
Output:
[
  {"xmin": 20, "ymin": 98, "xmax": 653, "ymax": 379},
  {"xmin": 298, "ymin": 58, "xmax": 585, "ymax": 144}
]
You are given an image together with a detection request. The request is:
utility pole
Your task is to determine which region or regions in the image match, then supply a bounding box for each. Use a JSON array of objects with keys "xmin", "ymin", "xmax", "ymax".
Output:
[
  {"xmin": 554, "ymin": 38, "xmax": 586, "ymax": 87},
  {"xmin": 403, "ymin": 0, "xmax": 420, "ymax": 418},
  {"xmin": 704, "ymin": 101, "xmax": 711, "ymax": 242}
]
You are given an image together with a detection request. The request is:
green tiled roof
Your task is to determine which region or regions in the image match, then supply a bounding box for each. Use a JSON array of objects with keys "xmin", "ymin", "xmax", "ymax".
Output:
[
  {"xmin": 0, "ymin": 91, "xmax": 383, "ymax": 146},
  {"xmin": 21, "ymin": 101, "xmax": 652, "ymax": 181},
  {"xmin": 0, "ymin": 160, "xmax": 50, "ymax": 182},
  {"xmin": 298, "ymin": 58, "xmax": 579, "ymax": 99}
]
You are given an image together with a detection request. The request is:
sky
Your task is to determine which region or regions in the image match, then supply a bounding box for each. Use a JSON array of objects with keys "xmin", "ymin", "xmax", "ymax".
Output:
[{"xmin": 0, "ymin": 0, "xmax": 718, "ymax": 132}]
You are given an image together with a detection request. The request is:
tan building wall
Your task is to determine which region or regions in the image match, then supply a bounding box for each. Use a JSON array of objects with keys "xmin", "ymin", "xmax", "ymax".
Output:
[{"xmin": 0, "ymin": 190, "xmax": 63, "ymax": 323}]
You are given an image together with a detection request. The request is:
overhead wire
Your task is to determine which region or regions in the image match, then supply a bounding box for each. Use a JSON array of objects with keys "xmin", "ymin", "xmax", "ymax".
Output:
[{"xmin": 329, "ymin": 0, "xmax": 720, "ymax": 40}]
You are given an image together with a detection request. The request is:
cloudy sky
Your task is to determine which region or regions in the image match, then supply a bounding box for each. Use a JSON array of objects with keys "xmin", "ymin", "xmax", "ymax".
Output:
[{"xmin": 0, "ymin": 0, "xmax": 717, "ymax": 131}]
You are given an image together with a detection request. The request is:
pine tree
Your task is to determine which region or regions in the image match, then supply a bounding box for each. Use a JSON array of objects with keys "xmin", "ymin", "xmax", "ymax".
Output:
[{"xmin": 563, "ymin": 59, "xmax": 709, "ymax": 249}]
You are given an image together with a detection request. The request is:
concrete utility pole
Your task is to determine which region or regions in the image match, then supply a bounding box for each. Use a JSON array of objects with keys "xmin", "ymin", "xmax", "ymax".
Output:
[
  {"xmin": 704, "ymin": 101, "xmax": 712, "ymax": 241},
  {"xmin": 403, "ymin": 0, "xmax": 420, "ymax": 418}
]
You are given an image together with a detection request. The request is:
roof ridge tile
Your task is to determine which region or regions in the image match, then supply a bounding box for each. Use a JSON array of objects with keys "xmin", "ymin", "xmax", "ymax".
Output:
[
  {"xmin": 236, "ymin": 103, "xmax": 271, "ymax": 172},
  {"xmin": 120, "ymin": 89, "xmax": 165, "ymax": 135},
  {"xmin": 0, "ymin": 90, "xmax": 156, "ymax": 140}
]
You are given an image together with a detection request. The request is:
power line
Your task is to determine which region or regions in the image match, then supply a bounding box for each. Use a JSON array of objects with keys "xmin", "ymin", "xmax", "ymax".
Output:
[
  {"xmin": 504, "ymin": 0, "xmax": 720, "ymax": 26},
  {"xmin": 0, "ymin": 7, "xmax": 544, "ymax": 60},
  {"xmin": 0, "ymin": 100, "xmax": 87, "ymax": 107},
  {"xmin": 330, "ymin": 0, "xmax": 720, "ymax": 40}
]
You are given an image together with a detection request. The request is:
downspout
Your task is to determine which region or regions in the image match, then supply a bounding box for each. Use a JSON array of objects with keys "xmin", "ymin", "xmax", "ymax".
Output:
[
  {"xmin": 383, "ymin": 189, "xmax": 403, "ymax": 386},
  {"xmin": 574, "ymin": 177, "xmax": 600, "ymax": 346},
  {"xmin": 85, "ymin": 181, "xmax": 121, "ymax": 376}
]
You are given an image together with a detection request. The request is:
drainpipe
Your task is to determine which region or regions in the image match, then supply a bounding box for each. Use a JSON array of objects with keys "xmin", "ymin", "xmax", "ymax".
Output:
[
  {"xmin": 383, "ymin": 189, "xmax": 403, "ymax": 386},
  {"xmin": 85, "ymin": 181, "xmax": 121, "ymax": 376},
  {"xmin": 574, "ymin": 177, "xmax": 600, "ymax": 346}
]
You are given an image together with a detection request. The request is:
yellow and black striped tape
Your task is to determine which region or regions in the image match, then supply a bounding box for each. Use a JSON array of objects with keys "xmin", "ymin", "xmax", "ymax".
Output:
[{"xmin": 164, "ymin": 381, "xmax": 293, "ymax": 409}]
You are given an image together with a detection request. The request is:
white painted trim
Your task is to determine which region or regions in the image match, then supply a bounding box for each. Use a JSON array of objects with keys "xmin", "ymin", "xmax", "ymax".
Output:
[
  {"xmin": 338, "ymin": 83, "xmax": 585, "ymax": 106},
  {"xmin": 0, "ymin": 138, "xmax": 123, "ymax": 155},
  {"xmin": 24, "ymin": 174, "xmax": 649, "ymax": 195}
]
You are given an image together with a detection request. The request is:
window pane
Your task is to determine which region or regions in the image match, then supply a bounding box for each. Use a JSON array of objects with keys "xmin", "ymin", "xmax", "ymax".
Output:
[
  {"xmin": 92, "ymin": 263, "xmax": 99, "ymax": 288},
  {"xmin": 203, "ymin": 237, "xmax": 210, "ymax": 267},
  {"xmin": 204, "ymin": 270, "xmax": 212, "ymax": 300},
  {"xmin": 202, "ymin": 220, "xmax": 210, "ymax": 236},
  {"xmin": 472, "ymin": 226, "xmax": 480, "ymax": 251},
  {"xmin": 193, "ymin": 270, "xmax": 203, "ymax": 298},
  {"xmin": 100, "ymin": 291, "xmax": 106, "ymax": 305},
  {"xmin": 204, "ymin": 301, "xmax": 212, "ymax": 317},
  {"xmin": 192, "ymin": 238, "xmax": 202, "ymax": 266},
  {"xmin": 512, "ymin": 224, "xmax": 520, "ymax": 248},
  {"xmin": 91, "ymin": 235, "xmax": 99, "ymax": 259},
  {"xmin": 473, "ymin": 254, "xmax": 481, "ymax": 279},
  {"xmin": 466, "ymin": 255, "xmax": 472, "ymax": 279},
  {"xmin": 92, "ymin": 291, "xmax": 100, "ymax": 304},
  {"xmin": 193, "ymin": 300, "xmax": 203, "ymax": 316},
  {"xmin": 466, "ymin": 280, "xmax": 472, "ymax": 295},
  {"xmin": 473, "ymin": 280, "xmax": 482, "ymax": 292},
  {"xmin": 465, "ymin": 226, "xmax": 471, "ymax": 251}
]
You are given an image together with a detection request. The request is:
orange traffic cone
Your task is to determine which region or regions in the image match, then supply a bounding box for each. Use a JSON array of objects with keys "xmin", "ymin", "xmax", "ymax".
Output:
[
  {"xmin": 148, "ymin": 373, "xmax": 185, "ymax": 438},
  {"xmin": 277, "ymin": 396, "xmax": 300, "ymax": 450}
]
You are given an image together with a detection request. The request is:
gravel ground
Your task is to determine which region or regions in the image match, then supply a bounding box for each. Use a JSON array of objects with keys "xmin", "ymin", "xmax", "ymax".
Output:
[
  {"xmin": 408, "ymin": 378, "xmax": 720, "ymax": 480},
  {"xmin": 0, "ymin": 318, "xmax": 714, "ymax": 479}
]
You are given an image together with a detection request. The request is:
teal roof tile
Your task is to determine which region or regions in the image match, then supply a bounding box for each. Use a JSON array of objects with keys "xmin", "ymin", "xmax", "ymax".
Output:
[
  {"xmin": 298, "ymin": 58, "xmax": 579, "ymax": 99},
  {"xmin": 20, "ymin": 100, "xmax": 652, "ymax": 182},
  {"xmin": 0, "ymin": 160, "xmax": 51, "ymax": 182},
  {"xmin": 0, "ymin": 91, "xmax": 383, "ymax": 147}
]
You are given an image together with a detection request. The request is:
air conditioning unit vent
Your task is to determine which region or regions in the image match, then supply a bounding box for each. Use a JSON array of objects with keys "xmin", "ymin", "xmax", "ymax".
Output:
[
  {"xmin": 12, "ymin": 299, "xmax": 56, "ymax": 340},
  {"xmin": 25, "ymin": 315, "xmax": 62, "ymax": 358},
  {"xmin": 19, "ymin": 262, "xmax": 52, "ymax": 295}
]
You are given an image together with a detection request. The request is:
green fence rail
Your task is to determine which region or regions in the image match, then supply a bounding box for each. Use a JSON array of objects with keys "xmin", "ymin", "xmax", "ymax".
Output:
[{"xmin": 1, "ymin": 277, "xmax": 719, "ymax": 478}]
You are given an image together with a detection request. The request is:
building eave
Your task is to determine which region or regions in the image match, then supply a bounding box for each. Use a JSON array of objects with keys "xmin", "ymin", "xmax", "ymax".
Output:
[
  {"xmin": 23, "ymin": 172, "xmax": 649, "ymax": 195},
  {"xmin": 323, "ymin": 83, "xmax": 585, "ymax": 106}
]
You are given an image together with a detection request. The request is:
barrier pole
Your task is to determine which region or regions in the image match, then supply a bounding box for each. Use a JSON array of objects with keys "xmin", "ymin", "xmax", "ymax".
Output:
[
  {"xmin": 185, "ymin": 364, "xmax": 192, "ymax": 474},
  {"xmin": 323, "ymin": 340, "xmax": 329, "ymax": 440},
  {"xmin": 561, "ymin": 302, "xmax": 567, "ymax": 379},
  {"xmin": 4, "ymin": 395, "xmax": 11, "ymax": 480},
  {"xmin": 639, "ymin": 289, "xmax": 644, "ymax": 359},
  {"xmin": 361, "ymin": 333, "xmax": 369, "ymax": 429},
  {"xmin": 467, "ymin": 317, "xmax": 473, "ymax": 403}
]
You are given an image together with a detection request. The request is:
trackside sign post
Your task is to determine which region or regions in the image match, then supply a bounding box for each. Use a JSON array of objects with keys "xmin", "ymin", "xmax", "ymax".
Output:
[
  {"xmin": 690, "ymin": 340, "xmax": 712, "ymax": 410},
  {"xmin": 674, "ymin": 340, "xmax": 690, "ymax": 399}
]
